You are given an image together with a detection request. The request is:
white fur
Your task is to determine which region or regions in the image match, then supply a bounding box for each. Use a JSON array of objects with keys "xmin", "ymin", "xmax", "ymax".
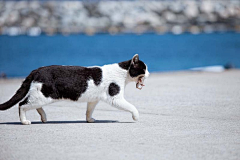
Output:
[
  {"xmin": 19, "ymin": 62, "xmax": 149, "ymax": 125},
  {"xmin": 145, "ymin": 64, "xmax": 150, "ymax": 78}
]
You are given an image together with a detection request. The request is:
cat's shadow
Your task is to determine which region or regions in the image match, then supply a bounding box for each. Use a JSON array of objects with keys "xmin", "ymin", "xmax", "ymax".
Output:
[{"xmin": 0, "ymin": 120, "xmax": 134, "ymax": 125}]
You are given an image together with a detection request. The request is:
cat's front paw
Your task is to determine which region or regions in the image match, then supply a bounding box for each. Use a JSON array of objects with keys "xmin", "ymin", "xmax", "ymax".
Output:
[
  {"xmin": 132, "ymin": 111, "xmax": 139, "ymax": 121},
  {"xmin": 22, "ymin": 120, "xmax": 31, "ymax": 125},
  {"xmin": 87, "ymin": 118, "xmax": 95, "ymax": 123}
]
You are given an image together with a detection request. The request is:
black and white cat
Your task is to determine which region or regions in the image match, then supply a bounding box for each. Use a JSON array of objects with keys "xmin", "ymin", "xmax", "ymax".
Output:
[{"xmin": 0, "ymin": 54, "xmax": 149, "ymax": 125}]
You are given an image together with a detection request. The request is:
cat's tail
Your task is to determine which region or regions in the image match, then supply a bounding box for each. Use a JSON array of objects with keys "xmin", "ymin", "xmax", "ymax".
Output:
[{"xmin": 0, "ymin": 71, "xmax": 35, "ymax": 110}]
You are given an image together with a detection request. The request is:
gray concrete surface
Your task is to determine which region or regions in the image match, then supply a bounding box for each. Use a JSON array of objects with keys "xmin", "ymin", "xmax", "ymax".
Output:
[{"xmin": 0, "ymin": 70, "xmax": 240, "ymax": 160}]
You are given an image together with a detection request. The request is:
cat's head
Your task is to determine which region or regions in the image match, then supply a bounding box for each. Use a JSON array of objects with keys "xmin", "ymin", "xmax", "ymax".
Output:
[{"xmin": 119, "ymin": 54, "xmax": 150, "ymax": 89}]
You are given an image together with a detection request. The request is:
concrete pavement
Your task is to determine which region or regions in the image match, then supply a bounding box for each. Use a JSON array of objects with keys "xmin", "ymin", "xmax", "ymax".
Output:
[{"xmin": 0, "ymin": 70, "xmax": 240, "ymax": 160}]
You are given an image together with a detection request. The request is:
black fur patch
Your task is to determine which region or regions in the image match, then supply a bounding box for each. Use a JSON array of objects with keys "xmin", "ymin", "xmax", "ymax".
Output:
[
  {"xmin": 119, "ymin": 59, "xmax": 146, "ymax": 78},
  {"xmin": 33, "ymin": 65, "xmax": 102, "ymax": 101},
  {"xmin": 108, "ymin": 83, "xmax": 120, "ymax": 96},
  {"xmin": 129, "ymin": 60, "xmax": 146, "ymax": 77},
  {"xmin": 118, "ymin": 60, "xmax": 131, "ymax": 70}
]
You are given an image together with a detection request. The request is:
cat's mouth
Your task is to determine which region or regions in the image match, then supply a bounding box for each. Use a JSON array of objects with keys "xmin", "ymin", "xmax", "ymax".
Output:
[{"xmin": 136, "ymin": 76, "xmax": 145, "ymax": 90}]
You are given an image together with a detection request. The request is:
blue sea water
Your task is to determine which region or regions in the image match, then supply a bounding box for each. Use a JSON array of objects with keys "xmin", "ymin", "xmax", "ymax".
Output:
[{"xmin": 0, "ymin": 33, "xmax": 240, "ymax": 77}]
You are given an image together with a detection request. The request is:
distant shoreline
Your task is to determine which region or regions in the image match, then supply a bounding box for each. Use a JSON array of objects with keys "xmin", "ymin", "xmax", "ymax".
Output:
[
  {"xmin": 1, "ymin": 69, "xmax": 239, "ymax": 80},
  {"xmin": 1, "ymin": 1, "xmax": 240, "ymax": 36}
]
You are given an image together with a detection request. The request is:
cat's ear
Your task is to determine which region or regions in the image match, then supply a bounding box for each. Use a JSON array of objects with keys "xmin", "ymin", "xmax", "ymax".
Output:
[{"xmin": 131, "ymin": 54, "xmax": 139, "ymax": 65}]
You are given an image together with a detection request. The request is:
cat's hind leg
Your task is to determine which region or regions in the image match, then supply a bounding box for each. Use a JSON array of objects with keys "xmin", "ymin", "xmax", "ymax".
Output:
[
  {"xmin": 19, "ymin": 103, "xmax": 48, "ymax": 125},
  {"xmin": 86, "ymin": 101, "xmax": 99, "ymax": 123},
  {"xmin": 18, "ymin": 82, "xmax": 54, "ymax": 125},
  {"xmin": 19, "ymin": 103, "xmax": 37, "ymax": 125},
  {"xmin": 37, "ymin": 108, "xmax": 47, "ymax": 123},
  {"xmin": 19, "ymin": 105, "xmax": 31, "ymax": 125},
  {"xmin": 19, "ymin": 96, "xmax": 52, "ymax": 125}
]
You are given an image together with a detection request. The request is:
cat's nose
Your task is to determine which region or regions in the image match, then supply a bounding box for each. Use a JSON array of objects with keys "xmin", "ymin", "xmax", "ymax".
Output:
[{"xmin": 145, "ymin": 70, "xmax": 150, "ymax": 78}]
